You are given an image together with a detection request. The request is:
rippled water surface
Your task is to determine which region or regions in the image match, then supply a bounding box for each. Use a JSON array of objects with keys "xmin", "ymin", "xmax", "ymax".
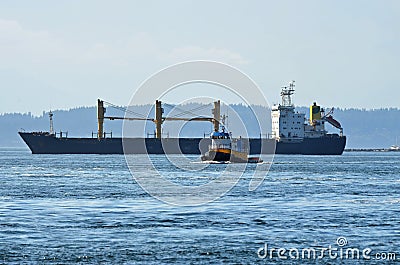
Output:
[{"xmin": 0, "ymin": 148, "xmax": 399, "ymax": 264}]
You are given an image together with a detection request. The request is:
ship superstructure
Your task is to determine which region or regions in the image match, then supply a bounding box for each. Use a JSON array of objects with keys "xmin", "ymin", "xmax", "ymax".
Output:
[
  {"xmin": 271, "ymin": 81, "xmax": 343, "ymax": 144},
  {"xmin": 271, "ymin": 81, "xmax": 305, "ymax": 142}
]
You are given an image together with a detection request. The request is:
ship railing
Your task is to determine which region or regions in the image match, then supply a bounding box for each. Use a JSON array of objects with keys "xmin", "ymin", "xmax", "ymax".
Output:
[
  {"xmin": 55, "ymin": 131, "xmax": 68, "ymax": 138},
  {"xmin": 145, "ymin": 131, "xmax": 171, "ymax": 138},
  {"xmin": 261, "ymin": 133, "xmax": 275, "ymax": 139},
  {"xmin": 234, "ymin": 147, "xmax": 249, "ymax": 153},
  {"xmin": 92, "ymin": 131, "xmax": 113, "ymax": 138},
  {"xmin": 210, "ymin": 143, "xmax": 231, "ymax": 150}
]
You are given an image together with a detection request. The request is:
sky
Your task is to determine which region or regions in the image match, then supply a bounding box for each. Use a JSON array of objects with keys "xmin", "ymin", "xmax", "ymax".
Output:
[{"xmin": 0, "ymin": 0, "xmax": 399, "ymax": 115}]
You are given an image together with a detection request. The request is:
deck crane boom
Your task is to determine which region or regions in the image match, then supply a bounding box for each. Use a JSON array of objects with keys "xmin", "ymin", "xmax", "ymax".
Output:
[{"xmin": 97, "ymin": 99, "xmax": 221, "ymax": 139}]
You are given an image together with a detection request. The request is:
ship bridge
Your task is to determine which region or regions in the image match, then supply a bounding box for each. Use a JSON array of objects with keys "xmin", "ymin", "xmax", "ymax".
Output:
[{"xmin": 272, "ymin": 81, "xmax": 305, "ymax": 141}]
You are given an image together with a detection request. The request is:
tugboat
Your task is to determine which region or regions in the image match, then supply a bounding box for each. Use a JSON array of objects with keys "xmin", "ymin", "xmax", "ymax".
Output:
[{"xmin": 201, "ymin": 128, "xmax": 249, "ymax": 163}]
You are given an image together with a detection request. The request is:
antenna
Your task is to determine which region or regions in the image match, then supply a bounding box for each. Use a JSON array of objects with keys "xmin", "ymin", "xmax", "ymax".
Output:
[
  {"xmin": 221, "ymin": 114, "xmax": 226, "ymax": 132},
  {"xmin": 226, "ymin": 105, "xmax": 229, "ymax": 132},
  {"xmin": 280, "ymin": 80, "xmax": 295, "ymax": 107},
  {"xmin": 49, "ymin": 111, "xmax": 54, "ymax": 135}
]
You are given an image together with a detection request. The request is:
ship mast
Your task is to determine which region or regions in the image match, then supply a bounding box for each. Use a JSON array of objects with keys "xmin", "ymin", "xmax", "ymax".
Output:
[
  {"xmin": 49, "ymin": 111, "xmax": 54, "ymax": 135},
  {"xmin": 97, "ymin": 99, "xmax": 105, "ymax": 139},
  {"xmin": 213, "ymin": 100, "xmax": 220, "ymax": 132},
  {"xmin": 155, "ymin": 100, "xmax": 163, "ymax": 139},
  {"xmin": 281, "ymin": 80, "xmax": 295, "ymax": 107}
]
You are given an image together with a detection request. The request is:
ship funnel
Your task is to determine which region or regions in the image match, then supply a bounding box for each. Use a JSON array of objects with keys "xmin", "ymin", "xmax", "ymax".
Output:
[{"xmin": 310, "ymin": 102, "xmax": 322, "ymax": 122}]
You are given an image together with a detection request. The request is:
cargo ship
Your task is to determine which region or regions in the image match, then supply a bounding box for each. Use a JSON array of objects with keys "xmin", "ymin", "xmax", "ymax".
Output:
[{"xmin": 19, "ymin": 81, "xmax": 346, "ymax": 155}]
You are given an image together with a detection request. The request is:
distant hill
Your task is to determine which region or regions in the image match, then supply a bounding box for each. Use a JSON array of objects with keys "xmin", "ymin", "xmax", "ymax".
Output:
[{"xmin": 1, "ymin": 104, "xmax": 399, "ymax": 149}]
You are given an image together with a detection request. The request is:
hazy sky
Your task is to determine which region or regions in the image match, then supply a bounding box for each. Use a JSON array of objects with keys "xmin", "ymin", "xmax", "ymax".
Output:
[{"xmin": 1, "ymin": 0, "xmax": 399, "ymax": 115}]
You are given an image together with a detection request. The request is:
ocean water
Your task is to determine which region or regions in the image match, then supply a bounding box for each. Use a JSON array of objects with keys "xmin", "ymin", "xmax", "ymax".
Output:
[{"xmin": 0, "ymin": 148, "xmax": 399, "ymax": 264}]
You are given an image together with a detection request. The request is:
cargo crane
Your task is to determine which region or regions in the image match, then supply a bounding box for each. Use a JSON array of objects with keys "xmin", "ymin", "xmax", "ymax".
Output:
[
  {"xmin": 96, "ymin": 99, "xmax": 221, "ymax": 139},
  {"xmin": 321, "ymin": 107, "xmax": 343, "ymax": 136}
]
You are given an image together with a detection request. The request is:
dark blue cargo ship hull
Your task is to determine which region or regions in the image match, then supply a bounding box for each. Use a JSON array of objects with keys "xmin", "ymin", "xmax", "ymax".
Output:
[{"xmin": 19, "ymin": 132, "xmax": 346, "ymax": 155}]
